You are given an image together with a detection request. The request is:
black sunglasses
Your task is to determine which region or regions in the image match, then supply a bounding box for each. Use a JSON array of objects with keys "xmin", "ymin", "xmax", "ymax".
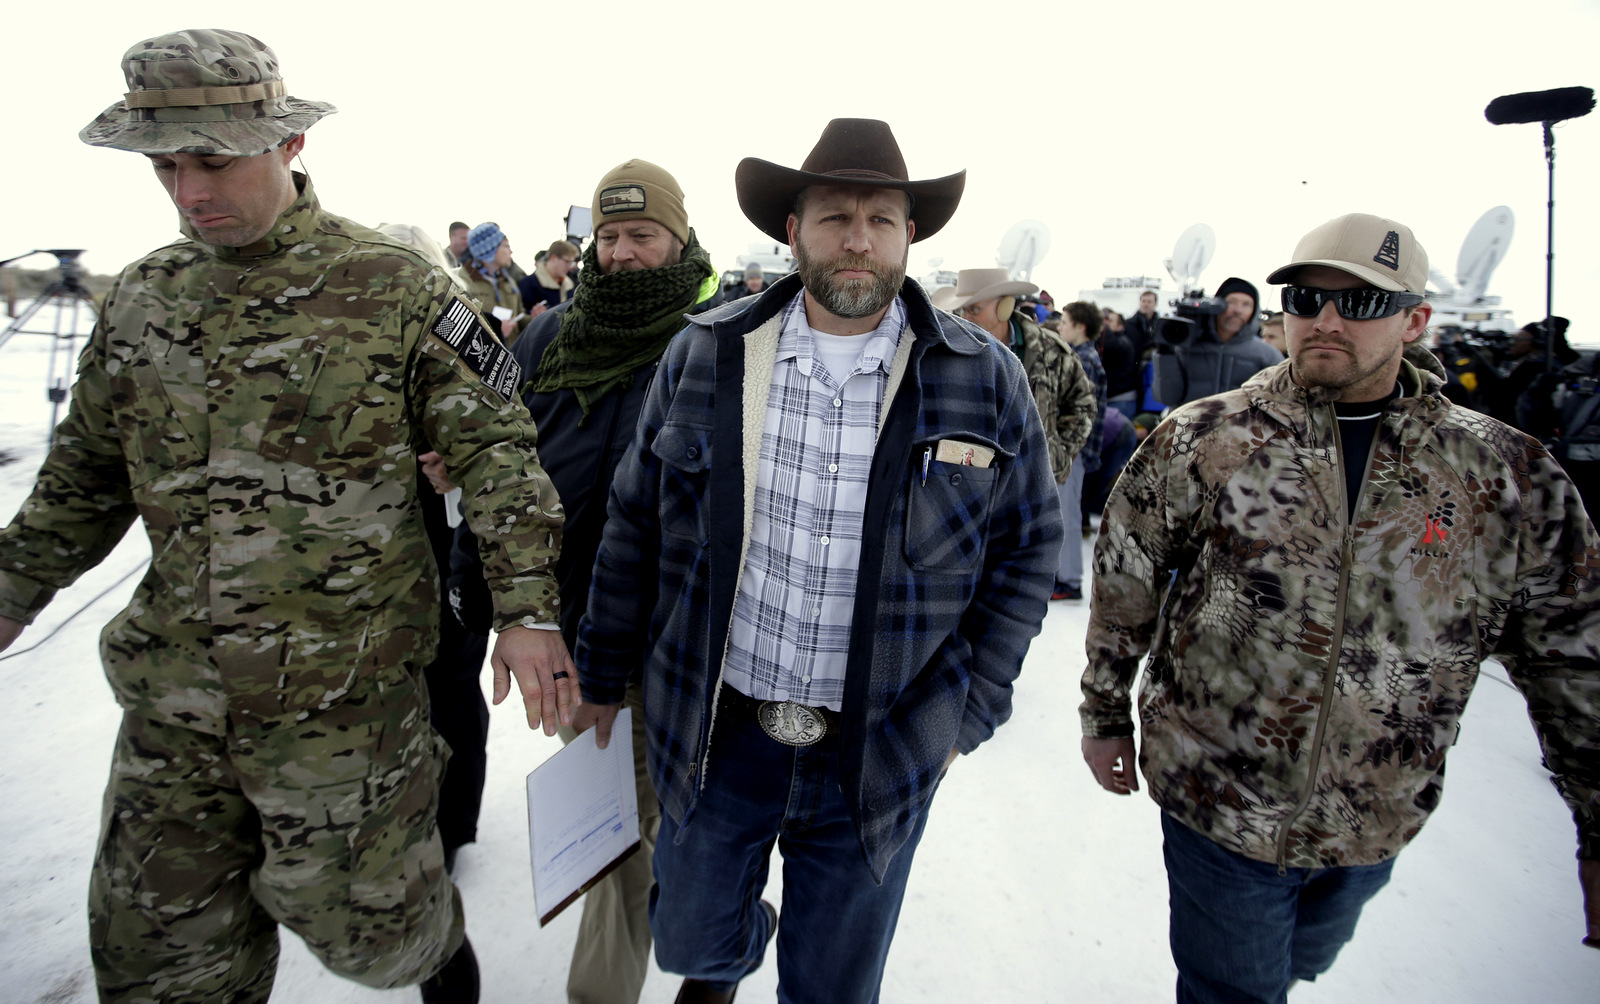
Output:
[{"xmin": 1281, "ymin": 285, "xmax": 1424, "ymax": 321}]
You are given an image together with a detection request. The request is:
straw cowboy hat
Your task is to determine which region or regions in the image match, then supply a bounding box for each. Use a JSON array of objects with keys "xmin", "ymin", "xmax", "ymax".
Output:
[
  {"xmin": 929, "ymin": 285, "xmax": 962, "ymax": 311},
  {"xmin": 81, "ymin": 29, "xmax": 335, "ymax": 157},
  {"xmin": 735, "ymin": 118, "xmax": 965, "ymax": 244},
  {"xmin": 947, "ymin": 268, "xmax": 1038, "ymax": 310}
]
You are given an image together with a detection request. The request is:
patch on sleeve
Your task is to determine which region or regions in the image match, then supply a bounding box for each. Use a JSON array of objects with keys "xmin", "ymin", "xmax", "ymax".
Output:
[{"xmin": 430, "ymin": 295, "xmax": 522, "ymax": 401}]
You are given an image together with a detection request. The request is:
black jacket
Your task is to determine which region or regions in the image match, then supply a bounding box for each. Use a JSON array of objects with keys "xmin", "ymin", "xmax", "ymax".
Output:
[{"xmin": 448, "ymin": 293, "xmax": 722, "ymax": 643}]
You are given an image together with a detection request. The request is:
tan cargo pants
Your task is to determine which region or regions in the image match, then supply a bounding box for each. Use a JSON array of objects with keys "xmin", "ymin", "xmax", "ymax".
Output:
[{"xmin": 558, "ymin": 682, "xmax": 661, "ymax": 1004}]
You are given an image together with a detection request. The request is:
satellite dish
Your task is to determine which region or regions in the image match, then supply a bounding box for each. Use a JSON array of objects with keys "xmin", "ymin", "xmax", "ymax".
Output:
[
  {"xmin": 1455, "ymin": 206, "xmax": 1514, "ymax": 303},
  {"xmin": 1165, "ymin": 224, "xmax": 1216, "ymax": 293},
  {"xmin": 996, "ymin": 220, "xmax": 1051, "ymax": 282}
]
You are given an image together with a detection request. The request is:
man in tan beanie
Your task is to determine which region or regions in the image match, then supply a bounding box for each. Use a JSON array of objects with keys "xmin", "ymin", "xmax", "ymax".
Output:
[
  {"xmin": 446, "ymin": 158, "xmax": 720, "ymax": 1004},
  {"xmin": 0, "ymin": 29, "xmax": 579, "ymax": 1004}
]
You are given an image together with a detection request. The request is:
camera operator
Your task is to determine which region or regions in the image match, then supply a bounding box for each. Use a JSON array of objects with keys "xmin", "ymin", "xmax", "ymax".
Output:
[
  {"xmin": 1151, "ymin": 276, "xmax": 1282, "ymax": 409},
  {"xmin": 1432, "ymin": 326, "xmax": 1503, "ymax": 414},
  {"xmin": 1494, "ymin": 318, "xmax": 1579, "ymax": 438}
]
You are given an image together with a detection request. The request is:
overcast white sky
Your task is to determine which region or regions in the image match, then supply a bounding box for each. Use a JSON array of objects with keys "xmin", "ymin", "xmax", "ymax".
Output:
[{"xmin": 4, "ymin": 0, "xmax": 1598, "ymax": 338}]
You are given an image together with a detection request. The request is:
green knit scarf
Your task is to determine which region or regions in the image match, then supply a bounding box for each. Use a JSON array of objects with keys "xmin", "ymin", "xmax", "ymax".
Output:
[{"xmin": 531, "ymin": 229, "xmax": 716, "ymax": 417}]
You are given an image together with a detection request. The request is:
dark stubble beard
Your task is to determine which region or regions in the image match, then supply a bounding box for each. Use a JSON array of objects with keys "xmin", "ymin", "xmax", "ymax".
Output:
[{"xmin": 793, "ymin": 238, "xmax": 907, "ymax": 319}]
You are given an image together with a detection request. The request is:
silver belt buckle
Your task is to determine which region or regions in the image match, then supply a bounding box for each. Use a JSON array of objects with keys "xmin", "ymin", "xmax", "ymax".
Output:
[{"xmin": 757, "ymin": 700, "xmax": 827, "ymax": 746}]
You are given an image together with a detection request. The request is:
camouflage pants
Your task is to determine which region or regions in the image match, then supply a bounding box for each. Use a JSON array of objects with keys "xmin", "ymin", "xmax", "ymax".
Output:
[{"xmin": 88, "ymin": 660, "xmax": 464, "ymax": 1003}]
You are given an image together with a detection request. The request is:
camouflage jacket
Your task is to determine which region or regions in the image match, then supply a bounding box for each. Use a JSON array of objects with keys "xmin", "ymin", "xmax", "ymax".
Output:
[
  {"xmin": 0, "ymin": 175, "xmax": 563, "ymax": 733},
  {"xmin": 1083, "ymin": 360, "xmax": 1600, "ymax": 867},
  {"xmin": 460, "ymin": 264, "xmax": 527, "ymax": 342},
  {"xmin": 1012, "ymin": 310, "xmax": 1095, "ymax": 481}
]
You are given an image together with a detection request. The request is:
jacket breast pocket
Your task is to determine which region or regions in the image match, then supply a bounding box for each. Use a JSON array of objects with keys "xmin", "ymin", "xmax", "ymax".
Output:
[
  {"xmin": 904, "ymin": 451, "xmax": 1000, "ymax": 573},
  {"xmin": 263, "ymin": 337, "xmax": 407, "ymax": 483},
  {"xmin": 109, "ymin": 344, "xmax": 205, "ymax": 488},
  {"xmin": 651, "ymin": 421, "xmax": 713, "ymax": 546}
]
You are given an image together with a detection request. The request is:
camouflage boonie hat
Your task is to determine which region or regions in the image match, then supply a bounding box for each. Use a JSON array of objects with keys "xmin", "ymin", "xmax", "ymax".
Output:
[{"xmin": 80, "ymin": 29, "xmax": 335, "ymax": 157}]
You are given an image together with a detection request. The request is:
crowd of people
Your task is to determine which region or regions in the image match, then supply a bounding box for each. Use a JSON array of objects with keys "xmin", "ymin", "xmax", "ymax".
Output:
[{"xmin": 0, "ymin": 27, "xmax": 1596, "ymax": 1004}]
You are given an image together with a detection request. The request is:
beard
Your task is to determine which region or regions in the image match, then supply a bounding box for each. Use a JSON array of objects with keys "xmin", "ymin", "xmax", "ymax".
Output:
[
  {"xmin": 793, "ymin": 239, "xmax": 906, "ymax": 319},
  {"xmin": 1292, "ymin": 338, "xmax": 1401, "ymax": 396}
]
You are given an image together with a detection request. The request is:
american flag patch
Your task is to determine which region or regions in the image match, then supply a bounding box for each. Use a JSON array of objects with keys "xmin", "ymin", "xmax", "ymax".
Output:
[
  {"xmin": 429, "ymin": 295, "xmax": 522, "ymax": 403},
  {"xmin": 431, "ymin": 296, "xmax": 479, "ymax": 349}
]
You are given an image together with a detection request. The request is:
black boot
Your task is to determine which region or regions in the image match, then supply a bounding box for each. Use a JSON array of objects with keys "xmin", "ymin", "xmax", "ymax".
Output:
[{"xmin": 420, "ymin": 935, "xmax": 479, "ymax": 1004}]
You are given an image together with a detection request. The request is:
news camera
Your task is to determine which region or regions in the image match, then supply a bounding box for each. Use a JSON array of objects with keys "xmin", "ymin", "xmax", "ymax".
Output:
[{"xmin": 1155, "ymin": 293, "xmax": 1226, "ymax": 349}]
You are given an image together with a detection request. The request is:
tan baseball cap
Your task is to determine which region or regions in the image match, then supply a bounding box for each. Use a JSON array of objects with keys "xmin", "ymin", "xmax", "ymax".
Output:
[{"xmin": 1266, "ymin": 213, "xmax": 1427, "ymax": 294}]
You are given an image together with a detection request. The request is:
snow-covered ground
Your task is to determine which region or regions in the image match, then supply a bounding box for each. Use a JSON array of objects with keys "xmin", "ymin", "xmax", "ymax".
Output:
[{"xmin": 0, "ymin": 311, "xmax": 1594, "ymax": 1002}]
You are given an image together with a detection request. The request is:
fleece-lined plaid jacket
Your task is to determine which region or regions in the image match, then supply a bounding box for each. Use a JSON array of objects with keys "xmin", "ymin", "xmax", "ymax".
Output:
[
  {"xmin": 1083, "ymin": 360, "xmax": 1600, "ymax": 868},
  {"xmin": 576, "ymin": 273, "xmax": 1060, "ymax": 879}
]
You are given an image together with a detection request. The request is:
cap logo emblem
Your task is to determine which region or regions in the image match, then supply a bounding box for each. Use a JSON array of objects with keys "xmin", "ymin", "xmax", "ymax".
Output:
[
  {"xmin": 598, "ymin": 184, "xmax": 647, "ymax": 216},
  {"xmin": 1373, "ymin": 231, "xmax": 1402, "ymax": 272}
]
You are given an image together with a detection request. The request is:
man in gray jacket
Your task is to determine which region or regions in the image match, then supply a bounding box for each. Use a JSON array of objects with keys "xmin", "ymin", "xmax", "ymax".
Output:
[{"xmin": 1152, "ymin": 276, "xmax": 1282, "ymax": 408}]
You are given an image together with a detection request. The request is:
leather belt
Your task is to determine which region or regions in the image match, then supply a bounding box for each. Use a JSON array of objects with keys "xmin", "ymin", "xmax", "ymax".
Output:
[{"xmin": 719, "ymin": 685, "xmax": 838, "ymax": 746}]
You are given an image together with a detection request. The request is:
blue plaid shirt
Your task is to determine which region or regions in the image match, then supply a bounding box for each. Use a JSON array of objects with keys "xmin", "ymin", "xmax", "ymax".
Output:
[{"xmin": 723, "ymin": 294, "xmax": 906, "ymax": 711}]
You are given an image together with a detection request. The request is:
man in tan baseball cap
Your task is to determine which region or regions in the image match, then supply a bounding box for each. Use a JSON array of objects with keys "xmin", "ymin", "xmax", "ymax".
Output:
[
  {"xmin": 1265, "ymin": 212, "xmax": 1429, "ymax": 401},
  {"xmin": 1083, "ymin": 210, "xmax": 1600, "ymax": 1002}
]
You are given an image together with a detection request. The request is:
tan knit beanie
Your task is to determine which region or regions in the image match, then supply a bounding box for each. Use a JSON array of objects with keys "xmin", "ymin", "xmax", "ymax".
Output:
[{"xmin": 591, "ymin": 159, "xmax": 689, "ymax": 245}]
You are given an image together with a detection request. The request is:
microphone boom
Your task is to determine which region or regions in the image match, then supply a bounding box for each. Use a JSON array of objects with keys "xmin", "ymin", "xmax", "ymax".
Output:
[{"xmin": 1484, "ymin": 86, "xmax": 1595, "ymax": 125}]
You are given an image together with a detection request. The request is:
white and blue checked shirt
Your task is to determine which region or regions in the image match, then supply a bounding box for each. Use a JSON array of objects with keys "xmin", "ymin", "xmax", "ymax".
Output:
[{"xmin": 722, "ymin": 292, "xmax": 908, "ymax": 712}]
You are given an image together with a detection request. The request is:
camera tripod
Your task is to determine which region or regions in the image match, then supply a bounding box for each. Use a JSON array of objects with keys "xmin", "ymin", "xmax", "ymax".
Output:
[{"xmin": 0, "ymin": 249, "xmax": 99, "ymax": 443}]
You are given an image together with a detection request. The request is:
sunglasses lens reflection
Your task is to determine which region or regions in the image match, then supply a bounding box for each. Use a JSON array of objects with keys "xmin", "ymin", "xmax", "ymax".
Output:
[{"xmin": 1282, "ymin": 286, "xmax": 1399, "ymax": 320}]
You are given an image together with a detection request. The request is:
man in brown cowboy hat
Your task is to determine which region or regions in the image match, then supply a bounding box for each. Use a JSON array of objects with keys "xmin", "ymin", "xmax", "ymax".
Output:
[
  {"xmin": 572, "ymin": 118, "xmax": 1061, "ymax": 1003},
  {"xmin": 950, "ymin": 267, "xmax": 1097, "ymax": 599},
  {"xmin": 0, "ymin": 29, "xmax": 581, "ymax": 1004}
]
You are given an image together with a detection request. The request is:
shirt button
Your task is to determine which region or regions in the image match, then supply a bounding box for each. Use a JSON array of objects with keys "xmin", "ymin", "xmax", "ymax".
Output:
[
  {"xmin": 951, "ymin": 472, "xmax": 963, "ymax": 485},
  {"xmin": 828, "ymin": 463, "xmax": 839, "ymax": 473},
  {"xmin": 813, "ymin": 606, "xmax": 823, "ymax": 618},
  {"xmin": 832, "ymin": 397, "xmax": 843, "ymax": 408},
  {"xmin": 802, "ymin": 674, "xmax": 812, "ymax": 683},
  {"xmin": 686, "ymin": 446, "xmax": 699, "ymax": 459},
  {"xmin": 819, "ymin": 535, "xmax": 831, "ymax": 545}
]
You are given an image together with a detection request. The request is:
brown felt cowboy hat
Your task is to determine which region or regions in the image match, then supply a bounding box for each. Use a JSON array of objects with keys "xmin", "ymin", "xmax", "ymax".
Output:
[{"xmin": 735, "ymin": 118, "xmax": 965, "ymax": 245}]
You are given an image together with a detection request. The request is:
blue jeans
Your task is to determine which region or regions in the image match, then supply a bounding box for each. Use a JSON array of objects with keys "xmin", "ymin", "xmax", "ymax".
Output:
[
  {"xmin": 1161, "ymin": 813, "xmax": 1394, "ymax": 1004},
  {"xmin": 650, "ymin": 701, "xmax": 932, "ymax": 1004},
  {"xmin": 1056, "ymin": 457, "xmax": 1086, "ymax": 588}
]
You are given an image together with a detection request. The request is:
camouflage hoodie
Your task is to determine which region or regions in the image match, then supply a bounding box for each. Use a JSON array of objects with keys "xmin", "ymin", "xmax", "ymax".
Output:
[
  {"xmin": 1082, "ymin": 359, "xmax": 1600, "ymax": 867},
  {"xmin": 1009, "ymin": 309, "xmax": 1095, "ymax": 481},
  {"xmin": 0, "ymin": 175, "xmax": 563, "ymax": 732}
]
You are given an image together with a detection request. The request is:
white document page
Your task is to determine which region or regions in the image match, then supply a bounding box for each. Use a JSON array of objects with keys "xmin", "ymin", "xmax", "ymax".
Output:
[{"xmin": 526, "ymin": 708, "xmax": 640, "ymax": 925}]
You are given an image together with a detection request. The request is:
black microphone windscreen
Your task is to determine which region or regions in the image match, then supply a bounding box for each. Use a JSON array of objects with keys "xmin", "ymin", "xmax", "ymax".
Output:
[{"xmin": 1485, "ymin": 86, "xmax": 1595, "ymax": 125}]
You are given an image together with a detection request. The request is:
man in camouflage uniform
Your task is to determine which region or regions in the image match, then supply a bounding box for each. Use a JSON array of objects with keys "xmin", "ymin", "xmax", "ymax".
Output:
[
  {"xmin": 1082, "ymin": 213, "xmax": 1600, "ymax": 1002},
  {"xmin": 0, "ymin": 30, "xmax": 578, "ymax": 1004}
]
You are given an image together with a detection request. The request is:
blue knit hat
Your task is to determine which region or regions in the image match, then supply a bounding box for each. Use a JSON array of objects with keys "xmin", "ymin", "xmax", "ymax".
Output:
[{"xmin": 467, "ymin": 222, "xmax": 505, "ymax": 263}]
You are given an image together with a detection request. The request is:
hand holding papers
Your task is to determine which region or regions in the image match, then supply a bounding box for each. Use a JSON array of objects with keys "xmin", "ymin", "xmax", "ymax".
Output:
[{"xmin": 526, "ymin": 707, "xmax": 640, "ymax": 925}]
